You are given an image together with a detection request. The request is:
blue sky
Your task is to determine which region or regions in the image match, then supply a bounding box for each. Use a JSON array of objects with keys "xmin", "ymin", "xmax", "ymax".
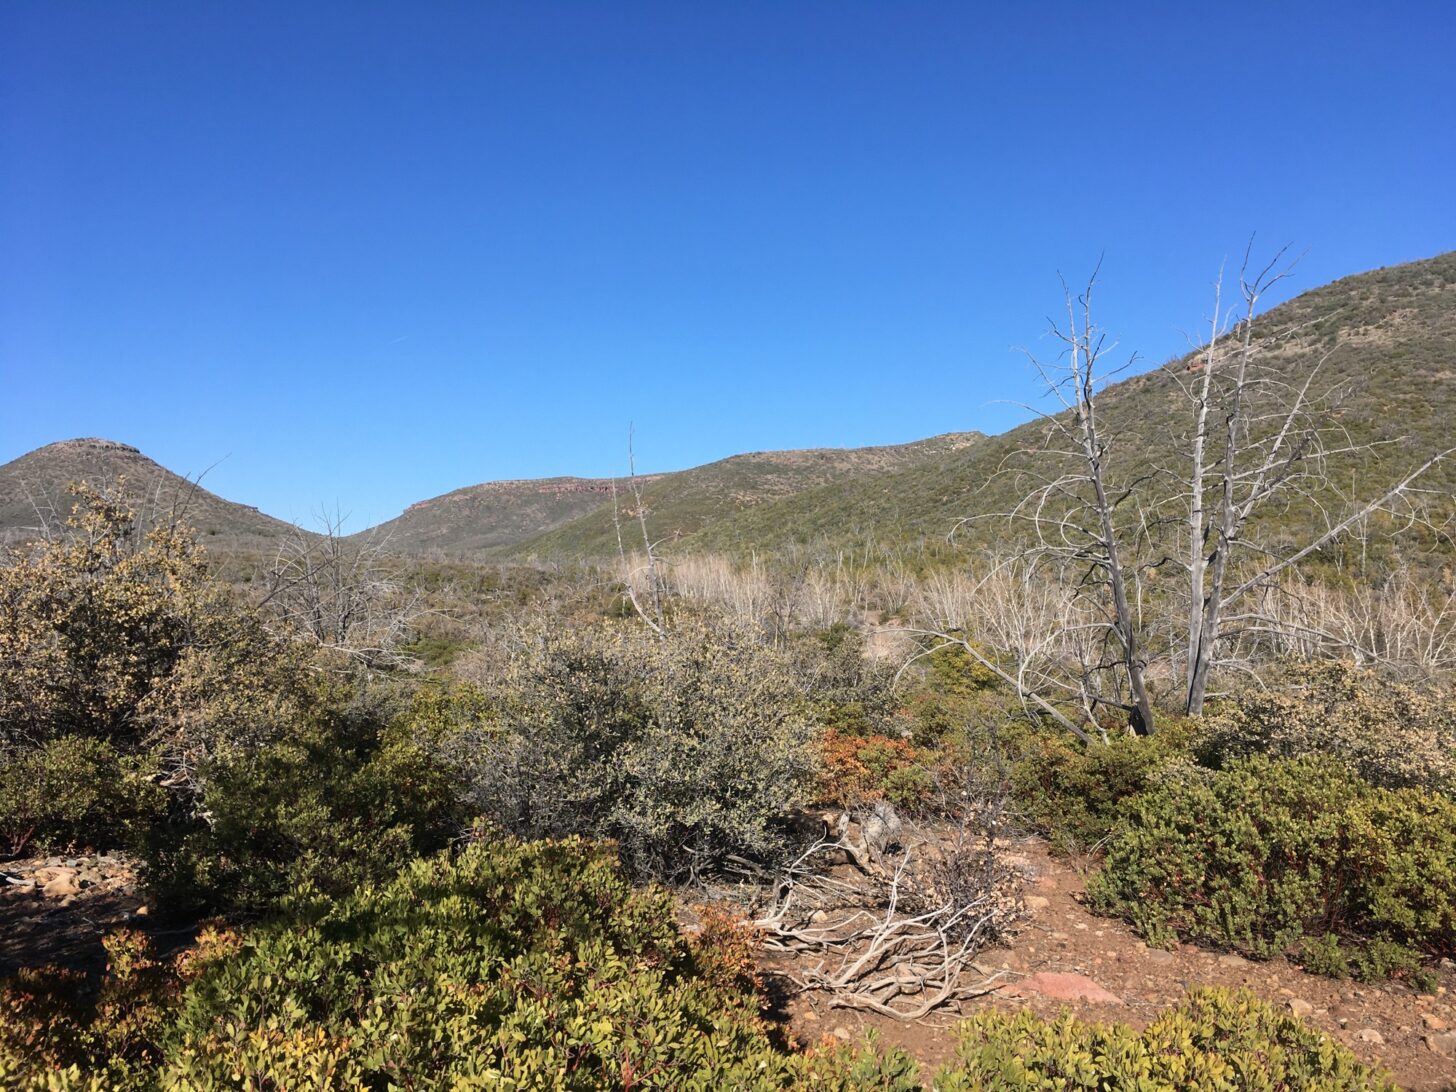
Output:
[{"xmin": 3, "ymin": 2, "xmax": 1454, "ymax": 531}]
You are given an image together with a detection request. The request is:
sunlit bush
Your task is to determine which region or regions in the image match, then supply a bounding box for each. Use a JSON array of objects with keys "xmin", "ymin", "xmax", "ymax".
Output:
[
  {"xmin": 446, "ymin": 618, "xmax": 819, "ymax": 882},
  {"xmin": 1200, "ymin": 661, "xmax": 1456, "ymax": 794},
  {"xmin": 0, "ymin": 838, "xmax": 920, "ymax": 1090},
  {"xmin": 1087, "ymin": 754, "xmax": 1456, "ymax": 980},
  {"xmin": 934, "ymin": 987, "xmax": 1394, "ymax": 1090}
]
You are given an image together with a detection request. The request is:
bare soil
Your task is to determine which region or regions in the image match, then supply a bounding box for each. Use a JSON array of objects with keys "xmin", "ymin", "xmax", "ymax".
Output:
[{"xmin": 768, "ymin": 837, "xmax": 1456, "ymax": 1091}]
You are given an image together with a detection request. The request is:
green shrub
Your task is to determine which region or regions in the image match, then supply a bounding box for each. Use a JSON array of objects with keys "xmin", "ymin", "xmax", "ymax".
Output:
[
  {"xmin": 787, "ymin": 624, "xmax": 903, "ymax": 739},
  {"xmin": 1087, "ymin": 754, "xmax": 1456, "ymax": 977},
  {"xmin": 0, "ymin": 737, "xmax": 164, "ymax": 857},
  {"xmin": 449, "ymin": 619, "xmax": 819, "ymax": 881},
  {"xmin": 1, "ymin": 838, "xmax": 919, "ymax": 1090},
  {"xmin": 934, "ymin": 987, "xmax": 1394, "ymax": 1090},
  {"xmin": 139, "ymin": 681, "xmax": 465, "ymax": 913},
  {"xmin": 1009, "ymin": 725, "xmax": 1196, "ymax": 852},
  {"xmin": 1200, "ymin": 661, "xmax": 1456, "ymax": 794}
]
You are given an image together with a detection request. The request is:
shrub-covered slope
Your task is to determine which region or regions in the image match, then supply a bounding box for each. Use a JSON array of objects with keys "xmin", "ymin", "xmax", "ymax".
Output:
[
  {"xmin": 0, "ymin": 438, "xmax": 299, "ymax": 552},
  {"xmin": 683, "ymin": 251, "xmax": 1456, "ymax": 557}
]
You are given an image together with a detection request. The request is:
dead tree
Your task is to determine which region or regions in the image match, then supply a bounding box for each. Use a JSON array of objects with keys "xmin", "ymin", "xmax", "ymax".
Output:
[
  {"xmin": 1167, "ymin": 244, "xmax": 1450, "ymax": 714},
  {"xmin": 980, "ymin": 246, "xmax": 1449, "ymax": 735},
  {"xmin": 1001, "ymin": 265, "xmax": 1160, "ymax": 734},
  {"xmin": 258, "ymin": 510, "xmax": 427, "ymax": 668}
]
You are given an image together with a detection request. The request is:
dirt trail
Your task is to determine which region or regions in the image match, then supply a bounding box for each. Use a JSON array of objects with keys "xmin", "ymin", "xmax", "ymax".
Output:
[{"xmin": 773, "ymin": 837, "xmax": 1456, "ymax": 1090}]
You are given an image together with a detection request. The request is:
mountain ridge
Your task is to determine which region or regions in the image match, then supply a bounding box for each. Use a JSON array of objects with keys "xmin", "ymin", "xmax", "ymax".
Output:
[{"xmin": 3, "ymin": 250, "xmax": 1452, "ymax": 561}]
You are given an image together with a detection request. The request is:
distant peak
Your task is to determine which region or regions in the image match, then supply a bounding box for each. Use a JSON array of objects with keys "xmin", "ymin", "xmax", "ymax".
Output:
[{"xmin": 42, "ymin": 438, "xmax": 142, "ymax": 455}]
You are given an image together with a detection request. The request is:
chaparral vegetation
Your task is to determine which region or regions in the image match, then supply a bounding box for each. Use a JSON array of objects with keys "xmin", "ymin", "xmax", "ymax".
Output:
[{"xmin": 4, "ymin": 251, "xmax": 1456, "ymax": 1089}]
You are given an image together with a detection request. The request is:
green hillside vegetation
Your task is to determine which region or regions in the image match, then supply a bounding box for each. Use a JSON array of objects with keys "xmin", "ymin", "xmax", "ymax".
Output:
[
  {"xmin": 681, "ymin": 252, "xmax": 1456, "ymax": 560},
  {"xmin": 352, "ymin": 476, "xmax": 630, "ymax": 556},
  {"xmin": 509, "ymin": 433, "xmax": 986, "ymax": 559}
]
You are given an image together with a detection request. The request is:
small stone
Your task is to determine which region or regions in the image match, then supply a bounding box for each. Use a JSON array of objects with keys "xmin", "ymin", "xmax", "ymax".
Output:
[
  {"xmin": 1354, "ymin": 1028, "xmax": 1384, "ymax": 1045},
  {"xmin": 1024, "ymin": 895, "xmax": 1050, "ymax": 911},
  {"xmin": 1422, "ymin": 1013, "xmax": 1448, "ymax": 1031},
  {"xmin": 1217, "ymin": 954, "xmax": 1250, "ymax": 968},
  {"xmin": 1145, "ymin": 949, "xmax": 1175, "ymax": 965},
  {"xmin": 42, "ymin": 876, "xmax": 80, "ymax": 898},
  {"xmin": 133, "ymin": 905, "xmax": 149, "ymax": 917},
  {"xmin": 831, "ymin": 1026, "xmax": 851, "ymax": 1041},
  {"xmin": 1426, "ymin": 1030, "xmax": 1456, "ymax": 1057},
  {"xmin": 1288, "ymin": 999, "xmax": 1314, "ymax": 1018},
  {"xmin": 800, "ymin": 1010, "xmax": 819, "ymax": 1022},
  {"xmin": 1010, "ymin": 972, "xmax": 1124, "ymax": 1006},
  {"xmin": 809, "ymin": 909, "xmax": 829, "ymax": 923}
]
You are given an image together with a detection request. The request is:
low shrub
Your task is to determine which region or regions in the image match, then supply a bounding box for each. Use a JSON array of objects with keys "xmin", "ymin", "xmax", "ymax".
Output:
[
  {"xmin": 449, "ymin": 619, "xmax": 819, "ymax": 882},
  {"xmin": 1009, "ymin": 725, "xmax": 1196, "ymax": 853},
  {"xmin": 0, "ymin": 837, "xmax": 919, "ymax": 1090},
  {"xmin": 1086, "ymin": 754, "xmax": 1456, "ymax": 978},
  {"xmin": 0, "ymin": 737, "xmax": 164, "ymax": 858},
  {"xmin": 139, "ymin": 681, "xmax": 466, "ymax": 913},
  {"xmin": 933, "ymin": 987, "xmax": 1394, "ymax": 1090},
  {"xmin": 818, "ymin": 730, "xmax": 935, "ymax": 811},
  {"xmin": 1200, "ymin": 661, "xmax": 1456, "ymax": 794}
]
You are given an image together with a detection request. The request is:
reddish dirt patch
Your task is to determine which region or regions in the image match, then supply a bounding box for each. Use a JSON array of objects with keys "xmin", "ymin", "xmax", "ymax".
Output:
[{"xmin": 770, "ymin": 837, "xmax": 1456, "ymax": 1090}]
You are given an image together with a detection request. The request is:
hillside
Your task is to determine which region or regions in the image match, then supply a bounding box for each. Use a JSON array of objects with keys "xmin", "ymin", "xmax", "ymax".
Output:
[
  {"xmin": 504, "ymin": 433, "xmax": 987, "ymax": 559},
  {"xmin": 355, "ymin": 477, "xmax": 648, "ymax": 556},
  {"xmin": 0, "ymin": 438, "xmax": 299, "ymax": 553},
  {"xmin": 4, "ymin": 253, "xmax": 1452, "ymax": 565},
  {"xmin": 675, "ymin": 251, "xmax": 1456, "ymax": 558}
]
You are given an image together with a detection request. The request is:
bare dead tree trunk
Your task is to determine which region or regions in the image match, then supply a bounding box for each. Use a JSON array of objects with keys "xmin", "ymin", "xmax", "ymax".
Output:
[{"xmin": 1179, "ymin": 244, "xmax": 1451, "ymax": 714}]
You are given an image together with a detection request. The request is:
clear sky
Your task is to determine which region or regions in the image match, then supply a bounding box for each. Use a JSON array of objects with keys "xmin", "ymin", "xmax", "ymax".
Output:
[{"xmin": 3, "ymin": 2, "xmax": 1454, "ymax": 531}]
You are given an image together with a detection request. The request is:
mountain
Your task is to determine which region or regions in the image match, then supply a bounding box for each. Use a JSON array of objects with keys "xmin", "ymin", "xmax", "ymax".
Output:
[
  {"xmin": 353, "ymin": 434, "xmax": 984, "ymax": 559},
  {"xmin": 672, "ymin": 250, "xmax": 1456, "ymax": 558},
  {"xmin": 0, "ymin": 438, "xmax": 300, "ymax": 553},
  {"xmin": 4, "ymin": 252, "xmax": 1452, "ymax": 564},
  {"xmin": 357, "ymin": 477, "xmax": 647, "ymax": 556}
]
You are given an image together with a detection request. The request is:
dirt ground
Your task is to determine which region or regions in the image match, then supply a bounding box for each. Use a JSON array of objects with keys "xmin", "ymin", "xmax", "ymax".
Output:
[{"xmin": 769, "ymin": 837, "xmax": 1456, "ymax": 1090}]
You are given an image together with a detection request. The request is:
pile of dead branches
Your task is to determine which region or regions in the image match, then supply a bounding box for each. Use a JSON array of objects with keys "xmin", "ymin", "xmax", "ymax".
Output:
[{"xmin": 723, "ymin": 786, "xmax": 1023, "ymax": 1021}]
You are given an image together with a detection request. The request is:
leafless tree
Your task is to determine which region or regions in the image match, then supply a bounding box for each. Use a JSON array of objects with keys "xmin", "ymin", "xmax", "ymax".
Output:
[
  {"xmin": 258, "ymin": 509, "xmax": 427, "ymax": 667},
  {"xmin": 1165, "ymin": 245, "xmax": 1450, "ymax": 713},
  {"xmin": 611, "ymin": 428, "xmax": 666, "ymax": 637},
  {"xmin": 976, "ymin": 245, "xmax": 1449, "ymax": 735}
]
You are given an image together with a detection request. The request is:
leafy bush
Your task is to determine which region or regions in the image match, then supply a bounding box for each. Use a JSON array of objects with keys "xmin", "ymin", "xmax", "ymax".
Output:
[
  {"xmin": 449, "ymin": 619, "xmax": 819, "ymax": 881},
  {"xmin": 786, "ymin": 624, "xmax": 903, "ymax": 738},
  {"xmin": 1009, "ymin": 725, "xmax": 1196, "ymax": 852},
  {"xmin": 0, "ymin": 737, "xmax": 164, "ymax": 857},
  {"xmin": 0, "ymin": 485, "xmax": 463, "ymax": 915},
  {"xmin": 1200, "ymin": 661, "xmax": 1456, "ymax": 794},
  {"xmin": 1087, "ymin": 754, "xmax": 1456, "ymax": 977},
  {"xmin": 0, "ymin": 483, "xmax": 300, "ymax": 766},
  {"xmin": 140, "ymin": 682, "xmax": 465, "ymax": 912},
  {"xmin": 0, "ymin": 484, "xmax": 304, "ymax": 863},
  {"xmin": 933, "ymin": 987, "xmax": 1394, "ymax": 1090},
  {"xmin": 0, "ymin": 838, "xmax": 919, "ymax": 1090},
  {"xmin": 818, "ymin": 730, "xmax": 935, "ymax": 811}
]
